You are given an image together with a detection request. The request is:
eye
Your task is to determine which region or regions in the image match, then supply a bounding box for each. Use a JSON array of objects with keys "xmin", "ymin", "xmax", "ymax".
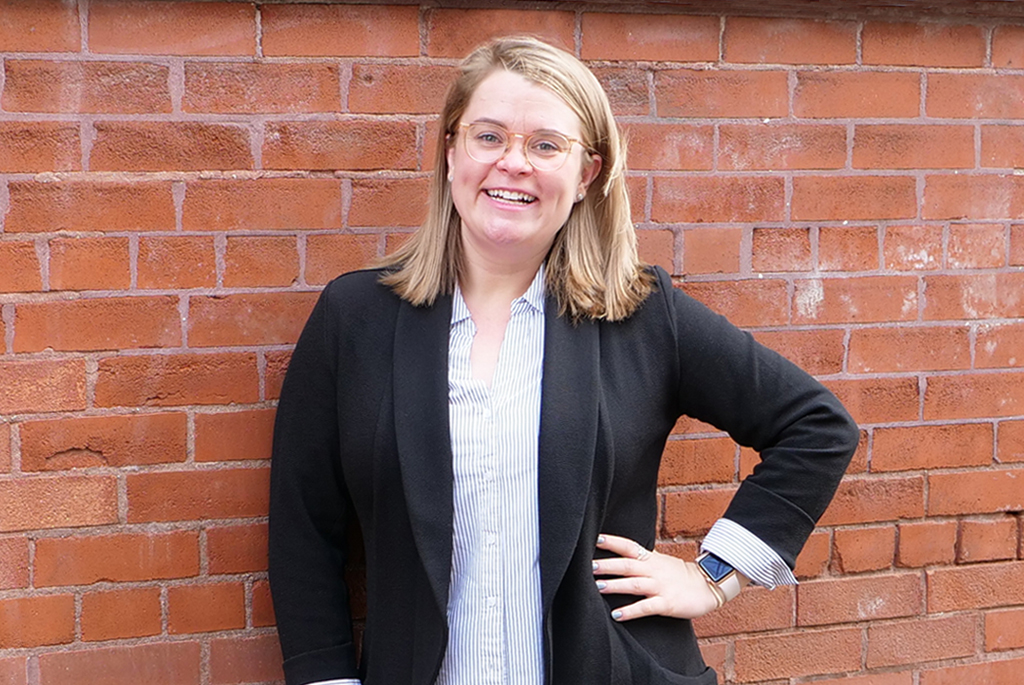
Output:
[
  {"xmin": 530, "ymin": 136, "xmax": 568, "ymax": 157},
  {"xmin": 472, "ymin": 127, "xmax": 506, "ymax": 147}
]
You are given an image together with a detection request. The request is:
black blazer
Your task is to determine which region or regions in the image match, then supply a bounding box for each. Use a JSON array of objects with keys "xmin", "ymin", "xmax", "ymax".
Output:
[{"xmin": 269, "ymin": 266, "xmax": 859, "ymax": 685}]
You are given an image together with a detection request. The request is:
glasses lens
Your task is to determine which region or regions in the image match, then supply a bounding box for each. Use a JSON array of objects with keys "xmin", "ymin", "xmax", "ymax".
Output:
[
  {"xmin": 463, "ymin": 123, "xmax": 572, "ymax": 171},
  {"xmin": 526, "ymin": 133, "xmax": 571, "ymax": 171},
  {"xmin": 465, "ymin": 124, "xmax": 508, "ymax": 164}
]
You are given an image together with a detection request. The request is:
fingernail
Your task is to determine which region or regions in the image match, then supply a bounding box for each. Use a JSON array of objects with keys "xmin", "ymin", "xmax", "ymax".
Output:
[
  {"xmin": 592, "ymin": 561, "xmax": 599, "ymax": 572},
  {"xmin": 596, "ymin": 581, "xmax": 607, "ymax": 590},
  {"xmin": 597, "ymin": 535, "xmax": 606, "ymax": 544},
  {"xmin": 611, "ymin": 610, "xmax": 623, "ymax": 620}
]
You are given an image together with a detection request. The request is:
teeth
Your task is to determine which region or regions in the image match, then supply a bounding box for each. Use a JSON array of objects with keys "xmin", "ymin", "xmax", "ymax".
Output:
[{"xmin": 487, "ymin": 189, "xmax": 536, "ymax": 204}]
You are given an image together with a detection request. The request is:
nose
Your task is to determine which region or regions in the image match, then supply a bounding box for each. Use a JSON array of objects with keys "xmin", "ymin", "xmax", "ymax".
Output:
[{"xmin": 495, "ymin": 133, "xmax": 533, "ymax": 173}]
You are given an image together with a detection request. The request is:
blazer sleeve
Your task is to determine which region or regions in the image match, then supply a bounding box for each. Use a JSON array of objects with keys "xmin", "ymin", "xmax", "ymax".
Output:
[
  {"xmin": 659, "ymin": 268, "xmax": 860, "ymax": 568},
  {"xmin": 269, "ymin": 285, "xmax": 361, "ymax": 685}
]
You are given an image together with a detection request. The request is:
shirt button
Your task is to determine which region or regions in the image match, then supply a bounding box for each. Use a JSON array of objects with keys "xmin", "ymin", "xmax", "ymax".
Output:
[
  {"xmin": 487, "ymin": 533, "xmax": 497, "ymax": 546},
  {"xmin": 486, "ymin": 596, "xmax": 497, "ymax": 607}
]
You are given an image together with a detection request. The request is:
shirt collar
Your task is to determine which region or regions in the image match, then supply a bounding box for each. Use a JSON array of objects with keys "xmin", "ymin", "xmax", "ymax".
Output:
[{"xmin": 451, "ymin": 262, "xmax": 546, "ymax": 325}]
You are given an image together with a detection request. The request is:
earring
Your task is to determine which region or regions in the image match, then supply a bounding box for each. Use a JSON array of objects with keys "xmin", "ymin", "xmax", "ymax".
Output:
[
  {"xmin": 447, "ymin": 169, "xmax": 454, "ymax": 182},
  {"xmin": 576, "ymin": 193, "xmax": 585, "ymax": 203}
]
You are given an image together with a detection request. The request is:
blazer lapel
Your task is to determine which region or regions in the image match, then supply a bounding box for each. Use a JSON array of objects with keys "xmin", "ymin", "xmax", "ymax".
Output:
[
  {"xmin": 538, "ymin": 301, "xmax": 600, "ymax": 613},
  {"xmin": 393, "ymin": 295, "xmax": 454, "ymax": 615}
]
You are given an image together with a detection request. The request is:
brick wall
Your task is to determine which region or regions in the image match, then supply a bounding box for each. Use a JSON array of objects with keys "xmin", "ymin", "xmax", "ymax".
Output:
[{"xmin": 2, "ymin": 2, "xmax": 1023, "ymax": 684}]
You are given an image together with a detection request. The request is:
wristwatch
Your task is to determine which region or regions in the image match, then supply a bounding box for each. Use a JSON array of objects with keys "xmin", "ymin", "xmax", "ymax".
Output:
[{"xmin": 695, "ymin": 551, "xmax": 742, "ymax": 608}]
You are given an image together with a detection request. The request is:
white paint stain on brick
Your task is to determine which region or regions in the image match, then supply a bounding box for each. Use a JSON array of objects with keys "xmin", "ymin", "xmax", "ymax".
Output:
[{"xmin": 796, "ymin": 279, "xmax": 824, "ymax": 320}]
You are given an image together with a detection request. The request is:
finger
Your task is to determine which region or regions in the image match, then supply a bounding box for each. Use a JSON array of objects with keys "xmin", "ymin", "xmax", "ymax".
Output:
[
  {"xmin": 610, "ymin": 596, "xmax": 666, "ymax": 622},
  {"xmin": 596, "ymin": 575, "xmax": 657, "ymax": 597},
  {"xmin": 596, "ymin": 533, "xmax": 646, "ymax": 559},
  {"xmin": 592, "ymin": 557, "xmax": 645, "ymax": 577}
]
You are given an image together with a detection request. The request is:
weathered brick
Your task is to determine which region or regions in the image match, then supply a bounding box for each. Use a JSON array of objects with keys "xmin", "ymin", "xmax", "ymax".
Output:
[
  {"xmin": 188, "ymin": 292, "xmax": 317, "ymax": 347},
  {"xmin": 0, "ymin": 476, "xmax": 117, "ymax": 533},
  {"xmin": 818, "ymin": 475, "xmax": 925, "ymax": 526},
  {"xmin": 0, "ymin": 0, "xmax": 79, "ymax": 52},
  {"xmin": 622, "ymin": 123, "xmax": 713, "ymax": 171},
  {"xmin": 263, "ymin": 120, "xmax": 416, "ymax": 171},
  {"xmin": 653, "ymin": 176, "xmax": 785, "ymax": 223},
  {"xmin": 49, "ymin": 237, "xmax": 131, "ymax": 291},
  {"xmin": 867, "ymin": 614, "xmax": 975, "ymax": 668},
  {"xmin": 182, "ymin": 178, "xmax": 341, "ymax": 231},
  {"xmin": 262, "ymin": 4, "xmax": 419, "ymax": 57},
  {"xmin": 795, "ymin": 71, "xmax": 920, "ymax": 118},
  {"xmin": 725, "ymin": 17, "xmax": 857, "ymax": 64},
  {"xmin": 223, "ymin": 236, "xmax": 299, "ymax": 287},
  {"xmin": 0, "ymin": 595, "xmax": 75, "ymax": 648},
  {"xmin": 95, "ymin": 353, "xmax": 259, "ymax": 407},
  {"xmin": 0, "ymin": 359, "xmax": 86, "ymax": 414},
  {"xmin": 89, "ymin": 0, "xmax": 255, "ymax": 55},
  {"xmin": 91, "ymin": 121, "xmax": 252, "ymax": 172},
  {"xmin": 35, "ymin": 531, "xmax": 199, "ymax": 586},
  {"xmin": 792, "ymin": 176, "xmax": 917, "ymax": 221},
  {"xmin": 582, "ymin": 13, "xmax": 718, "ymax": 61},
  {"xmin": 872, "ymin": 423, "xmax": 992, "ymax": 472},
  {"xmin": 126, "ymin": 468, "xmax": 269, "ymax": 522},
  {"xmin": 38, "ymin": 642, "xmax": 201, "ymax": 685},
  {"xmin": 656, "ymin": 69, "xmax": 788, "ymax": 118},
  {"xmin": 924, "ymin": 372, "xmax": 1024, "ymax": 420},
  {"xmin": 2, "ymin": 60, "xmax": 171, "ymax": 113},
  {"xmin": 720, "ymin": 124, "xmax": 846, "ymax": 171},
  {"xmin": 929, "ymin": 468, "xmax": 1024, "ymax": 515},
  {"xmin": 797, "ymin": 573, "xmax": 922, "ymax": 626},
  {"xmin": 195, "ymin": 410, "xmax": 274, "ymax": 463},
  {"xmin": 426, "ymin": 9, "xmax": 574, "ymax": 58},
  {"xmin": 349, "ymin": 64, "xmax": 454, "ymax": 115},
  {"xmin": 14, "ymin": 297, "xmax": 181, "ymax": 352},
  {"xmin": 0, "ymin": 122, "xmax": 80, "ymax": 172},
  {"xmin": 734, "ymin": 627, "xmax": 861, "ymax": 682},
  {"xmin": 184, "ymin": 62, "xmax": 339, "ymax": 113},
  {"xmin": 897, "ymin": 520, "xmax": 957, "ymax": 568},
  {"xmin": 863, "ymin": 22, "xmax": 986, "ymax": 67},
  {"xmin": 848, "ymin": 326, "xmax": 970, "ymax": 373},
  {"xmin": 4, "ymin": 181, "xmax": 175, "ymax": 233},
  {"xmin": 794, "ymin": 276, "xmax": 917, "ymax": 324},
  {"xmin": 138, "ymin": 236, "xmax": 217, "ymax": 290}
]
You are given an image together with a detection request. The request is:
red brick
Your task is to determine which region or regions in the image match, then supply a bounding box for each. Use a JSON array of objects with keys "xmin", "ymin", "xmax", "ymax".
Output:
[
  {"xmin": 929, "ymin": 468, "xmax": 1024, "ymax": 516},
  {"xmin": 794, "ymin": 276, "xmax": 917, "ymax": 325},
  {"xmin": 0, "ymin": 359, "xmax": 86, "ymax": 414},
  {"xmin": 210, "ymin": 634, "xmax": 284, "ymax": 684},
  {"xmin": 986, "ymin": 607, "xmax": 1024, "ymax": 651},
  {"xmin": 662, "ymin": 487, "xmax": 737, "ymax": 537},
  {"xmin": 999, "ymin": 420, "xmax": 1024, "ymax": 463},
  {"xmin": 798, "ymin": 572, "xmax": 921, "ymax": 626},
  {"xmin": 792, "ymin": 176, "xmax": 917, "ymax": 221},
  {"xmin": 884, "ymin": 224, "xmax": 942, "ymax": 271},
  {"xmin": 0, "ymin": 595, "xmax": 75, "ymax": 648},
  {"xmin": 426, "ymin": 9, "xmax": 575, "ymax": 58},
  {"xmin": 637, "ymin": 229, "xmax": 676, "ymax": 275},
  {"xmin": 734, "ymin": 627, "xmax": 861, "ymax": 682},
  {"xmin": 818, "ymin": 475, "xmax": 924, "ymax": 526},
  {"xmin": 720, "ymin": 124, "xmax": 845, "ymax": 171},
  {"xmin": 195, "ymin": 409, "xmax": 274, "ymax": 463},
  {"xmin": 694, "ymin": 584, "xmax": 794, "ymax": 637},
  {"xmin": 928, "ymin": 73, "xmax": 1024, "ymax": 118},
  {"xmin": 960, "ymin": 516, "xmax": 1018, "ymax": 563},
  {"xmin": 0, "ymin": 536, "xmax": 29, "ymax": 589},
  {"xmin": 924, "ymin": 174, "xmax": 1024, "ymax": 220},
  {"xmin": 897, "ymin": 520, "xmax": 956, "ymax": 568},
  {"xmin": 863, "ymin": 22, "xmax": 986, "ymax": 67},
  {"xmin": 949, "ymin": 224, "xmax": 1006, "ymax": 269},
  {"xmin": 138, "ymin": 236, "xmax": 216, "ymax": 290},
  {"xmin": 1013, "ymin": 225, "xmax": 1024, "ymax": 265},
  {"xmin": 89, "ymin": 1, "xmax": 255, "ymax": 55},
  {"xmin": 35, "ymin": 531, "xmax": 199, "ymax": 586},
  {"xmin": 982, "ymin": 125, "xmax": 1024, "ymax": 169},
  {"xmin": 349, "ymin": 178, "xmax": 430, "ymax": 227},
  {"xmin": 924, "ymin": 372, "xmax": 1024, "ymax": 421},
  {"xmin": 168, "ymin": 581, "xmax": 245, "ymax": 634},
  {"xmin": 926, "ymin": 273, "xmax": 1024, "ymax": 320},
  {"xmin": 794, "ymin": 530, "xmax": 831, "ymax": 579},
  {"xmin": 656, "ymin": 70, "xmax": 788, "ymax": 118},
  {"xmin": 811, "ymin": 674, "xmax": 913, "ymax": 685},
  {"xmin": 15, "ymin": 296, "xmax": 181, "ymax": 353},
  {"xmin": 725, "ymin": 17, "xmax": 856, "ymax": 64},
  {"xmin": 222, "ymin": 236, "xmax": 297, "ymax": 288},
  {"xmin": 251, "ymin": 580, "xmax": 275, "ymax": 627},
  {"xmin": 680, "ymin": 279, "xmax": 789, "ymax": 327},
  {"xmin": 0, "ymin": 0, "xmax": 79, "ymax": 52},
  {"xmin": 0, "ymin": 476, "xmax": 117, "ymax": 533},
  {"xmin": 623, "ymin": 123, "xmax": 713, "ymax": 172},
  {"xmin": 591, "ymin": 67, "xmax": 649, "ymax": 117},
  {"xmin": 683, "ymin": 228, "xmax": 741, "ymax": 275},
  {"xmin": 350, "ymin": 64, "xmax": 453, "ymax": 115},
  {"xmin": 697, "ymin": 642, "xmax": 726, "ymax": 679},
  {"xmin": 854, "ymin": 125, "xmax": 974, "ymax": 170},
  {"xmin": 0, "ymin": 122, "xmax": 79, "ymax": 172},
  {"xmin": 976, "ymin": 323, "xmax": 1024, "ymax": 369},
  {"xmin": 264, "ymin": 120, "xmax": 416, "ymax": 171},
  {"xmin": 306, "ymin": 234, "xmax": 381, "ymax": 285},
  {"xmin": 928, "ymin": 561, "xmax": 1024, "ymax": 611},
  {"xmin": 0, "ymin": 657, "xmax": 26, "ymax": 685},
  {"xmin": 81, "ymin": 587, "xmax": 162, "ymax": 641},
  {"xmin": 849, "ymin": 326, "xmax": 970, "ymax": 374},
  {"xmin": 0, "ymin": 424, "xmax": 8, "ymax": 473},
  {"xmin": 819, "ymin": 226, "xmax": 880, "ymax": 272},
  {"xmin": 873, "ymin": 423, "xmax": 991, "ymax": 473},
  {"xmin": 848, "ymin": 430, "xmax": 871, "ymax": 474},
  {"xmin": 795, "ymin": 71, "xmax": 920, "ymax": 118},
  {"xmin": 126, "ymin": 468, "xmax": 269, "ymax": 522},
  {"xmin": 21, "ymin": 413, "xmax": 187, "ymax": 471},
  {"xmin": 262, "ymin": 4, "xmax": 418, "ymax": 57},
  {"xmin": 832, "ymin": 525, "xmax": 895, "ymax": 573},
  {"xmin": 653, "ymin": 176, "xmax": 784, "ymax": 223},
  {"xmin": 0, "ymin": 241, "xmax": 42, "ymax": 293},
  {"xmin": 867, "ymin": 614, "xmax": 975, "ymax": 668},
  {"xmin": 658, "ymin": 437, "xmax": 734, "ymax": 487},
  {"xmin": 922, "ymin": 658, "xmax": 1024, "ymax": 685},
  {"xmin": 5, "ymin": 180, "xmax": 175, "ymax": 233},
  {"xmin": 188, "ymin": 292, "xmax": 316, "ymax": 347},
  {"xmin": 3, "ymin": 60, "xmax": 171, "ymax": 113},
  {"xmin": 38, "ymin": 642, "xmax": 201, "ymax": 685},
  {"xmin": 183, "ymin": 179, "xmax": 341, "ymax": 232},
  {"xmin": 993, "ymin": 25, "xmax": 1024, "ymax": 68},
  {"xmin": 95, "ymin": 353, "xmax": 259, "ymax": 407},
  {"xmin": 264, "ymin": 350, "xmax": 291, "ymax": 400},
  {"xmin": 582, "ymin": 13, "xmax": 718, "ymax": 61},
  {"xmin": 207, "ymin": 522, "xmax": 268, "ymax": 574},
  {"xmin": 91, "ymin": 121, "xmax": 252, "ymax": 172},
  {"xmin": 48, "ymin": 237, "xmax": 130, "ymax": 291},
  {"xmin": 184, "ymin": 62, "xmax": 338, "ymax": 113},
  {"xmin": 752, "ymin": 329, "xmax": 844, "ymax": 376}
]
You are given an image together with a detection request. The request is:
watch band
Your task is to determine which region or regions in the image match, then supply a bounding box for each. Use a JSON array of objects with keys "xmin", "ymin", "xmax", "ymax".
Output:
[{"xmin": 695, "ymin": 551, "xmax": 742, "ymax": 605}]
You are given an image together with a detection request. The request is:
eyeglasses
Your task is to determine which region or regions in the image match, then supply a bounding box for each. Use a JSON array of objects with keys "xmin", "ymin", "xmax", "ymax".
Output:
[{"xmin": 456, "ymin": 122, "xmax": 594, "ymax": 172}]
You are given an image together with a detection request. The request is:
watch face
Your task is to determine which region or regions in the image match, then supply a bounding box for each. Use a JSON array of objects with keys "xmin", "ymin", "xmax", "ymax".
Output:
[{"xmin": 699, "ymin": 553, "xmax": 735, "ymax": 583}]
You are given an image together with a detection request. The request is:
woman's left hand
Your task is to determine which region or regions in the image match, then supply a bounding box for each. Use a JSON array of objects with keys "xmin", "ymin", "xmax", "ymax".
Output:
[{"xmin": 593, "ymin": 533, "xmax": 723, "ymax": 621}]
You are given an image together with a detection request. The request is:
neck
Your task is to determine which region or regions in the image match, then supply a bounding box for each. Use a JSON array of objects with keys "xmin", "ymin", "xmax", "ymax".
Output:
[{"xmin": 458, "ymin": 237, "xmax": 547, "ymax": 311}]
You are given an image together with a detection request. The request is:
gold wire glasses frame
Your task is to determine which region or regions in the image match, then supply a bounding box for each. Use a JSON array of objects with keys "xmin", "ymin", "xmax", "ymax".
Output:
[{"xmin": 456, "ymin": 122, "xmax": 595, "ymax": 172}]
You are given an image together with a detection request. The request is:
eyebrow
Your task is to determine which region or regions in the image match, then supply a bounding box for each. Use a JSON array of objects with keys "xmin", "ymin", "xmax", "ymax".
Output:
[{"xmin": 468, "ymin": 117, "xmax": 572, "ymax": 138}]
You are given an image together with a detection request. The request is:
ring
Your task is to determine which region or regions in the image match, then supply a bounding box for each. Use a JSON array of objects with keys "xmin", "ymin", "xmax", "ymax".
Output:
[{"xmin": 636, "ymin": 546, "xmax": 651, "ymax": 561}]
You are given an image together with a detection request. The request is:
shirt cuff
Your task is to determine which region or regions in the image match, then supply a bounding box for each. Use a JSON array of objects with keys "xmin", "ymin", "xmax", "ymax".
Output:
[
  {"xmin": 305, "ymin": 680, "xmax": 361, "ymax": 685},
  {"xmin": 701, "ymin": 517, "xmax": 798, "ymax": 589}
]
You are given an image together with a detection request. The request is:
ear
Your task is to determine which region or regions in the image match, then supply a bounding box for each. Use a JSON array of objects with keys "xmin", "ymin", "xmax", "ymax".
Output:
[
  {"xmin": 445, "ymin": 135, "xmax": 456, "ymax": 181},
  {"xmin": 578, "ymin": 153, "xmax": 602, "ymax": 195}
]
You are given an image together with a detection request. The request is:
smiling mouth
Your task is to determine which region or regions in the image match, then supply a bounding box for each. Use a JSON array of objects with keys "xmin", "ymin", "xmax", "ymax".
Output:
[{"xmin": 486, "ymin": 189, "xmax": 537, "ymax": 205}]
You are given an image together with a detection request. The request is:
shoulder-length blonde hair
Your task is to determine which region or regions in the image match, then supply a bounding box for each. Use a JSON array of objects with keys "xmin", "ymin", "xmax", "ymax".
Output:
[{"xmin": 379, "ymin": 35, "xmax": 652, "ymax": 321}]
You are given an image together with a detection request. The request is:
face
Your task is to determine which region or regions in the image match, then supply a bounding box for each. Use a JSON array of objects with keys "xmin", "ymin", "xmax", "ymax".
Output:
[{"xmin": 446, "ymin": 69, "xmax": 602, "ymax": 267}]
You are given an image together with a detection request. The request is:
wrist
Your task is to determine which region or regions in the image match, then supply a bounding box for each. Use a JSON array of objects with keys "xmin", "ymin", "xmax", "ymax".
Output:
[{"xmin": 695, "ymin": 551, "xmax": 743, "ymax": 607}]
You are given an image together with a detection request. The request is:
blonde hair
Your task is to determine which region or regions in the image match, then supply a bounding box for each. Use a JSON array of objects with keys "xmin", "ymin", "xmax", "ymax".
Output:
[{"xmin": 378, "ymin": 35, "xmax": 652, "ymax": 321}]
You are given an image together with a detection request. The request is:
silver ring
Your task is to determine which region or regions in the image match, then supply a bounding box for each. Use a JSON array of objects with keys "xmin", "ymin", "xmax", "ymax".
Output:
[{"xmin": 636, "ymin": 546, "xmax": 651, "ymax": 561}]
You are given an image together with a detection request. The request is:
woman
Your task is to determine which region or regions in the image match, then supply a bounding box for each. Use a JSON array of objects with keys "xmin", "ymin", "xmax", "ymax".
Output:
[{"xmin": 269, "ymin": 36, "xmax": 859, "ymax": 685}]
